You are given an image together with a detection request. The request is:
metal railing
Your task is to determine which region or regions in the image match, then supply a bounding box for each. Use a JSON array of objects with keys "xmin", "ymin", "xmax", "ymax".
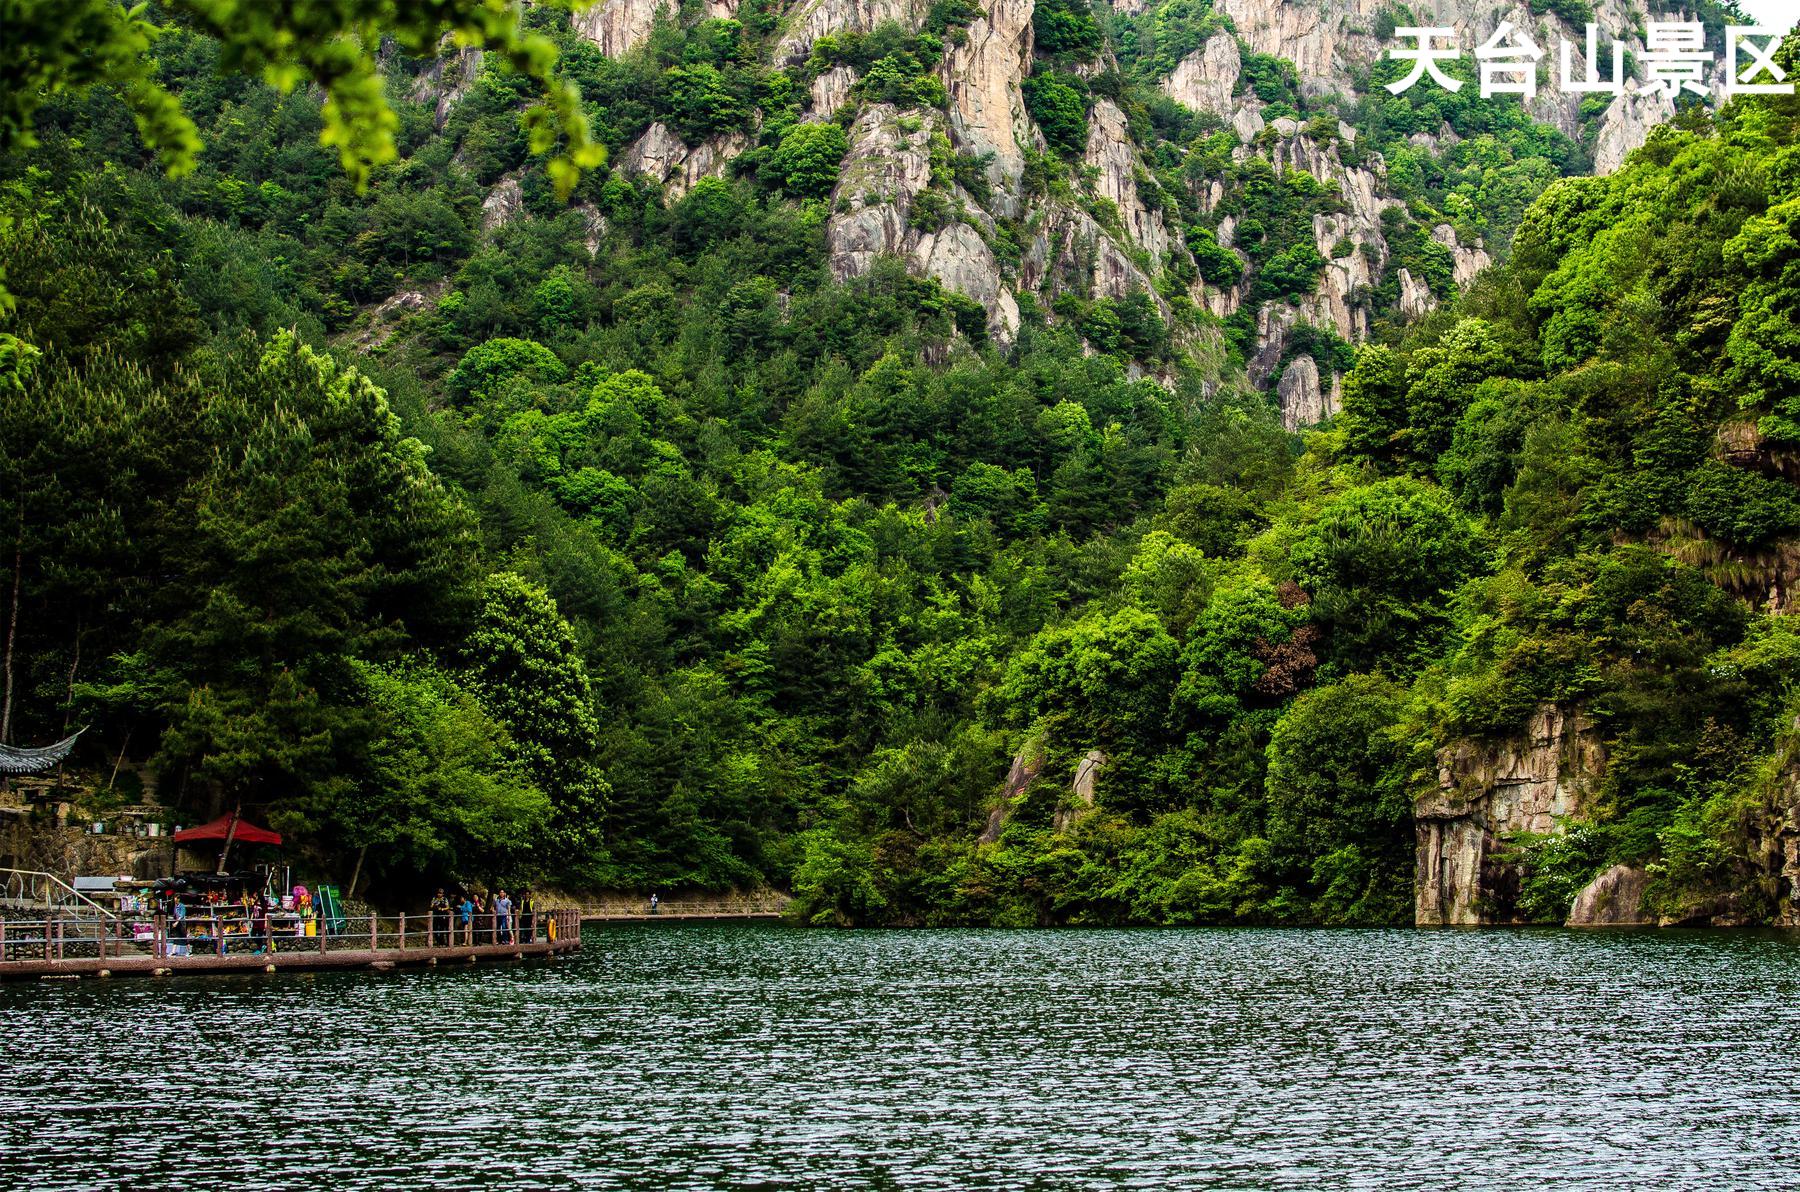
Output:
[
  {"xmin": 0, "ymin": 909, "xmax": 579, "ymax": 964},
  {"xmin": 0, "ymin": 869, "xmax": 119, "ymax": 920}
]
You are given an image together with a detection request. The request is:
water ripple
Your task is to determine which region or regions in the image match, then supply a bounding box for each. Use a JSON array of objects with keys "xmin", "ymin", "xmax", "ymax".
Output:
[{"xmin": 2, "ymin": 925, "xmax": 1797, "ymax": 1189}]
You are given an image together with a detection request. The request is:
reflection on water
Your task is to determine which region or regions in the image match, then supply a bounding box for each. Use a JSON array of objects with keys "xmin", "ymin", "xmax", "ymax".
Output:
[{"xmin": 2, "ymin": 924, "xmax": 1797, "ymax": 1188}]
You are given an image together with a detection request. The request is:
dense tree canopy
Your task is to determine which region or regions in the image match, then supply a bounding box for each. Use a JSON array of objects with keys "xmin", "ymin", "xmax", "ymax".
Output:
[{"xmin": 1, "ymin": 6, "xmax": 1795, "ymax": 930}]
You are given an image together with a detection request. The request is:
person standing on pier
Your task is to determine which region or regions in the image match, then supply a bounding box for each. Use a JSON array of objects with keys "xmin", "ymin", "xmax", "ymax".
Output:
[
  {"xmin": 518, "ymin": 888, "xmax": 535, "ymax": 943},
  {"xmin": 495, "ymin": 889, "xmax": 514, "ymax": 945},
  {"xmin": 429, "ymin": 889, "xmax": 450, "ymax": 946},
  {"xmin": 169, "ymin": 899, "xmax": 189, "ymax": 958},
  {"xmin": 457, "ymin": 890, "xmax": 474, "ymax": 946},
  {"xmin": 250, "ymin": 897, "xmax": 270, "ymax": 955}
]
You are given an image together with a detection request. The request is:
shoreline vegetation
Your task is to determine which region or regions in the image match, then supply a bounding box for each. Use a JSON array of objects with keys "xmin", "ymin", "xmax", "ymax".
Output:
[{"xmin": 0, "ymin": 5, "xmax": 1796, "ymax": 931}]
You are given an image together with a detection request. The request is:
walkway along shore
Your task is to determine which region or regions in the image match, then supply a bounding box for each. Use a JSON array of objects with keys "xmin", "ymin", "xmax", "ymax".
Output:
[
  {"xmin": 581, "ymin": 911, "xmax": 784, "ymax": 923},
  {"xmin": 0, "ymin": 909, "xmax": 581, "ymax": 981}
]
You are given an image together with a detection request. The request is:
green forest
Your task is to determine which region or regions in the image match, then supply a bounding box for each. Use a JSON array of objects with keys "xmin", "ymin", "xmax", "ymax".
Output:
[{"xmin": 1, "ymin": 1, "xmax": 1796, "ymax": 927}]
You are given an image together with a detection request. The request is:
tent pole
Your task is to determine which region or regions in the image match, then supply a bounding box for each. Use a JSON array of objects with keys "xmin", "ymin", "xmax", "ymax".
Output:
[{"xmin": 216, "ymin": 804, "xmax": 241, "ymax": 876}]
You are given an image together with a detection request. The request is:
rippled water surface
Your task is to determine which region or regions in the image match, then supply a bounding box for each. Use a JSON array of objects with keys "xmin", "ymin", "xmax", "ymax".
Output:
[{"xmin": 3, "ymin": 924, "xmax": 1798, "ymax": 1189}]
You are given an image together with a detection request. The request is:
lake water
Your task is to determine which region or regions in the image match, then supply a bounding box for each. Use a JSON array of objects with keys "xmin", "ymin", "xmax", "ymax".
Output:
[{"xmin": 2, "ymin": 923, "xmax": 1797, "ymax": 1189}]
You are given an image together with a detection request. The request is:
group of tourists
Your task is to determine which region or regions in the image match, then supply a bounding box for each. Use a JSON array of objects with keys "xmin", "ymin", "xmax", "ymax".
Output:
[{"xmin": 426, "ymin": 887, "xmax": 537, "ymax": 947}]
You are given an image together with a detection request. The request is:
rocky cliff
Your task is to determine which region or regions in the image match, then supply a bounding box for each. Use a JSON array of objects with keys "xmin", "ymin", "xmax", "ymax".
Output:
[
  {"xmin": 1209, "ymin": 0, "xmax": 1706, "ymax": 152},
  {"xmin": 551, "ymin": 0, "xmax": 1704, "ymax": 423},
  {"xmin": 573, "ymin": 0, "xmax": 674, "ymax": 58},
  {"xmin": 1415, "ymin": 704, "xmax": 1605, "ymax": 925},
  {"xmin": 1153, "ymin": 0, "xmax": 1694, "ymax": 423}
]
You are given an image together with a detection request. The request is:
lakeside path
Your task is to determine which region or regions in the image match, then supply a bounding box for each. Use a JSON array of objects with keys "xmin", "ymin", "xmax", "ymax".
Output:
[{"xmin": 582, "ymin": 912, "xmax": 785, "ymax": 923}]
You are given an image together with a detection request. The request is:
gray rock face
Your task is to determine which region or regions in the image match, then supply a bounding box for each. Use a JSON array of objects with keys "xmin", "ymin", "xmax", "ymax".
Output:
[
  {"xmin": 1237, "ymin": 119, "xmax": 1415, "ymax": 426},
  {"xmin": 574, "ymin": 203, "xmax": 609, "ymax": 257},
  {"xmin": 982, "ymin": 737, "xmax": 1043, "ymax": 843},
  {"xmin": 1416, "ymin": 704, "xmax": 1607, "ymax": 925},
  {"xmin": 914, "ymin": 223, "xmax": 1021, "ymax": 341},
  {"xmin": 1231, "ymin": 100, "xmax": 1266, "ymax": 142},
  {"xmin": 408, "ymin": 45, "xmax": 481, "ymax": 129},
  {"xmin": 1433, "ymin": 223, "xmax": 1492, "ymax": 289},
  {"xmin": 1566, "ymin": 864, "xmax": 1652, "ymax": 926},
  {"xmin": 828, "ymin": 104, "xmax": 939, "ymax": 278},
  {"xmin": 1054, "ymin": 749, "xmax": 1109, "ymax": 833},
  {"xmin": 1397, "ymin": 267, "xmax": 1435, "ymax": 319},
  {"xmin": 1217, "ymin": 0, "xmax": 1359, "ymax": 95},
  {"xmin": 573, "ymin": 0, "xmax": 672, "ymax": 58},
  {"xmin": 1213, "ymin": 0, "xmax": 1713, "ymax": 156},
  {"xmin": 1276, "ymin": 355, "xmax": 1332, "ymax": 429},
  {"xmin": 620, "ymin": 121, "xmax": 749, "ymax": 201},
  {"xmin": 481, "ymin": 174, "xmax": 523, "ymax": 232},
  {"xmin": 779, "ymin": 0, "xmax": 927, "ymax": 58},
  {"xmin": 1162, "ymin": 33, "xmax": 1240, "ymax": 120},
  {"xmin": 1084, "ymin": 99, "xmax": 1170, "ymax": 263},
  {"xmin": 827, "ymin": 105, "xmax": 1021, "ymax": 342},
  {"xmin": 1022, "ymin": 205, "xmax": 1165, "ymax": 309},
  {"xmin": 808, "ymin": 64, "xmax": 859, "ymax": 119},
  {"xmin": 1594, "ymin": 87, "xmax": 1675, "ymax": 174},
  {"xmin": 943, "ymin": 0, "xmax": 1036, "ymax": 215}
]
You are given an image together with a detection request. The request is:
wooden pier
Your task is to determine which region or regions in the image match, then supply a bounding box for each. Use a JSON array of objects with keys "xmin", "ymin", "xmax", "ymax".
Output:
[{"xmin": 0, "ymin": 909, "xmax": 581, "ymax": 981}]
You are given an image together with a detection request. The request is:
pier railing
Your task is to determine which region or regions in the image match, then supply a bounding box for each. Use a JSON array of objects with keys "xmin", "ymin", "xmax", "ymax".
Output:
[
  {"xmin": 0, "ymin": 868, "xmax": 119, "ymax": 920},
  {"xmin": 0, "ymin": 909, "xmax": 580, "ymax": 964}
]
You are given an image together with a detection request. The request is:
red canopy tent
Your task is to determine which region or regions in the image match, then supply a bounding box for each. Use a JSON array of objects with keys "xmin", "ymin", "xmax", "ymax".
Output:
[{"xmin": 173, "ymin": 813, "xmax": 283, "ymax": 846}]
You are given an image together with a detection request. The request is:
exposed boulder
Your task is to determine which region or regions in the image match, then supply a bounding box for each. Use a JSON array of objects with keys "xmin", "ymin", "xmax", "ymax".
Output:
[
  {"xmin": 481, "ymin": 174, "xmax": 524, "ymax": 231},
  {"xmin": 621, "ymin": 121, "xmax": 750, "ymax": 201},
  {"xmin": 352, "ymin": 281, "xmax": 449, "ymax": 350},
  {"xmin": 1230, "ymin": 100, "xmax": 1266, "ymax": 143},
  {"xmin": 1397, "ymin": 267, "xmax": 1434, "ymax": 318},
  {"xmin": 574, "ymin": 203, "xmax": 609, "ymax": 257},
  {"xmin": 1566, "ymin": 864, "xmax": 1652, "ymax": 927},
  {"xmin": 1054, "ymin": 750, "xmax": 1108, "ymax": 834},
  {"xmin": 1432, "ymin": 223, "xmax": 1491, "ymax": 289},
  {"xmin": 1416, "ymin": 704, "xmax": 1607, "ymax": 925},
  {"xmin": 981, "ymin": 736, "xmax": 1044, "ymax": 843},
  {"xmin": 809, "ymin": 64, "xmax": 859, "ymax": 118},
  {"xmin": 1276, "ymin": 354, "xmax": 1335, "ymax": 429},
  {"xmin": 1162, "ymin": 32, "xmax": 1239, "ymax": 120},
  {"xmin": 913, "ymin": 222, "xmax": 1021, "ymax": 342}
]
